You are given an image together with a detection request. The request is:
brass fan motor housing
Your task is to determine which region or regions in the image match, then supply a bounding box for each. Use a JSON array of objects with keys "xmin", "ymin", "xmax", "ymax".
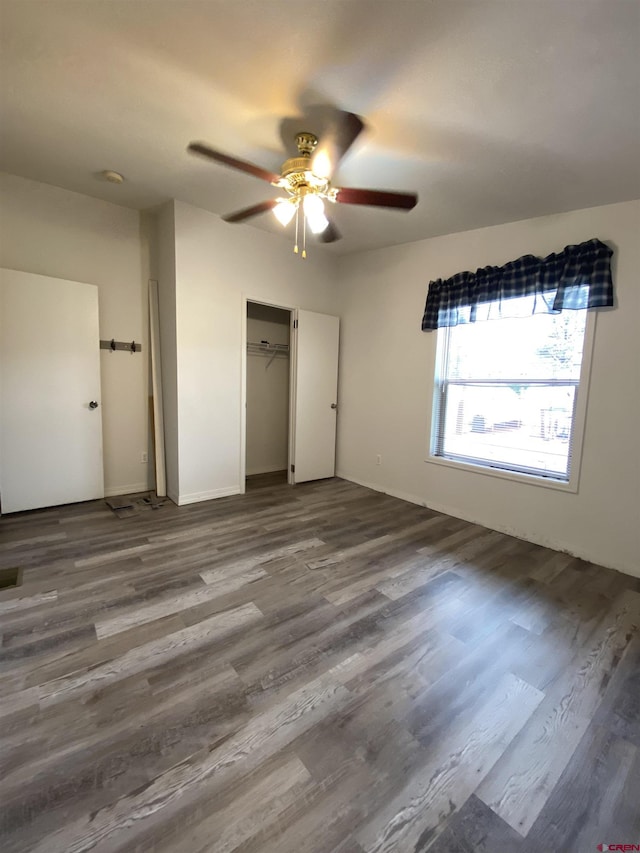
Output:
[
  {"xmin": 281, "ymin": 156, "xmax": 314, "ymax": 183},
  {"xmin": 278, "ymin": 132, "xmax": 328, "ymax": 194},
  {"xmin": 294, "ymin": 132, "xmax": 318, "ymax": 156}
]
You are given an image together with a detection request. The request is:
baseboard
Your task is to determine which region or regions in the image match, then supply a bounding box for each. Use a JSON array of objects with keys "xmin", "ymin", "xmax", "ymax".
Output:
[
  {"xmin": 336, "ymin": 470, "xmax": 638, "ymax": 578},
  {"xmin": 415, "ymin": 493, "xmax": 604, "ymax": 568},
  {"xmin": 335, "ymin": 471, "xmax": 427, "ymax": 509},
  {"xmin": 176, "ymin": 485, "xmax": 241, "ymax": 506},
  {"xmin": 104, "ymin": 482, "xmax": 150, "ymax": 498},
  {"xmin": 339, "ymin": 469, "xmax": 568, "ymax": 550}
]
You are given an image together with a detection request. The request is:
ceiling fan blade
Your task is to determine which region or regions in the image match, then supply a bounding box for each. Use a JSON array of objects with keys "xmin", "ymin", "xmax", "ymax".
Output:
[
  {"xmin": 222, "ymin": 199, "xmax": 278, "ymax": 223},
  {"xmin": 335, "ymin": 187, "xmax": 418, "ymax": 210},
  {"xmin": 188, "ymin": 142, "xmax": 280, "ymax": 184},
  {"xmin": 311, "ymin": 111, "xmax": 365, "ymax": 179},
  {"xmin": 318, "ymin": 220, "xmax": 341, "ymax": 243}
]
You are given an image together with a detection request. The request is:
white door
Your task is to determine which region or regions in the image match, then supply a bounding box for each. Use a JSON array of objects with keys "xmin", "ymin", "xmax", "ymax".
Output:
[
  {"xmin": 0, "ymin": 269, "xmax": 104, "ymax": 513},
  {"xmin": 291, "ymin": 309, "xmax": 339, "ymax": 483}
]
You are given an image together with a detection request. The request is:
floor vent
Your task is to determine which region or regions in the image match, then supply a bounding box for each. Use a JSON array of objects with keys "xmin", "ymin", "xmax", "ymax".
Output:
[{"xmin": 0, "ymin": 567, "xmax": 23, "ymax": 590}]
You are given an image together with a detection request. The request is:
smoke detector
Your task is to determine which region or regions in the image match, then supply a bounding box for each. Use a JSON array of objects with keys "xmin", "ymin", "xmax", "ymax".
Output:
[{"xmin": 99, "ymin": 170, "xmax": 125, "ymax": 184}]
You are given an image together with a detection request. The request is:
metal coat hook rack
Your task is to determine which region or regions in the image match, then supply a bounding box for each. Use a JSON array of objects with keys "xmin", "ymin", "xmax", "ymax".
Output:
[{"xmin": 100, "ymin": 339, "xmax": 142, "ymax": 354}]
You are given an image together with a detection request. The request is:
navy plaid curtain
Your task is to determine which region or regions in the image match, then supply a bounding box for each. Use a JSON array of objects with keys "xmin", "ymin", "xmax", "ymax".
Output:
[{"xmin": 421, "ymin": 238, "xmax": 614, "ymax": 331}]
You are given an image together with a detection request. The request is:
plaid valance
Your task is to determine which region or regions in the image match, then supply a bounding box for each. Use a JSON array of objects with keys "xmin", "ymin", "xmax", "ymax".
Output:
[{"xmin": 421, "ymin": 238, "xmax": 614, "ymax": 331}]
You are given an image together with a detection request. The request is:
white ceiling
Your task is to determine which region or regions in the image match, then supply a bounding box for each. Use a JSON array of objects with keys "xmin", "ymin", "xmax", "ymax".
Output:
[{"xmin": 1, "ymin": 0, "xmax": 639, "ymax": 255}]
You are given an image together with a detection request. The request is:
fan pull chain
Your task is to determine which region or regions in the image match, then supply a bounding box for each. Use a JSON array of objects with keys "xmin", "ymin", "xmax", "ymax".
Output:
[
  {"xmin": 293, "ymin": 203, "xmax": 299, "ymax": 254},
  {"xmin": 302, "ymin": 210, "xmax": 307, "ymax": 259}
]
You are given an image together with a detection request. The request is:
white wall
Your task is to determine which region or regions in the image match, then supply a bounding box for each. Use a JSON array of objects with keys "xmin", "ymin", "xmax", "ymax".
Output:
[
  {"xmin": 336, "ymin": 199, "xmax": 640, "ymax": 577},
  {"xmin": 246, "ymin": 311, "xmax": 290, "ymax": 476},
  {"xmin": 0, "ymin": 173, "xmax": 150, "ymax": 497},
  {"xmin": 163, "ymin": 200, "xmax": 339, "ymax": 504}
]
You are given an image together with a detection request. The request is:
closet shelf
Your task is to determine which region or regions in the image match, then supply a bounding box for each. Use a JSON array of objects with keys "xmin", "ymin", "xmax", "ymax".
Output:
[
  {"xmin": 247, "ymin": 340, "xmax": 289, "ymax": 368},
  {"xmin": 247, "ymin": 340, "xmax": 288, "ymax": 351},
  {"xmin": 247, "ymin": 341, "xmax": 289, "ymax": 354}
]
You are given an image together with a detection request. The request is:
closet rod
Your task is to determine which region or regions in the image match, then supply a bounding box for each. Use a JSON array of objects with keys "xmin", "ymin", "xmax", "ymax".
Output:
[
  {"xmin": 247, "ymin": 340, "xmax": 289, "ymax": 369},
  {"xmin": 246, "ymin": 340, "xmax": 289, "ymax": 352}
]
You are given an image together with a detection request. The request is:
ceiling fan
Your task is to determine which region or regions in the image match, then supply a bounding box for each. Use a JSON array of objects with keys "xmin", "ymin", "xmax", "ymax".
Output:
[{"xmin": 187, "ymin": 111, "xmax": 418, "ymax": 257}]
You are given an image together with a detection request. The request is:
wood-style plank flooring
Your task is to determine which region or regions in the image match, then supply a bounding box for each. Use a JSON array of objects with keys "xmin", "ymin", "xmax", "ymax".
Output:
[{"xmin": 1, "ymin": 476, "xmax": 639, "ymax": 852}]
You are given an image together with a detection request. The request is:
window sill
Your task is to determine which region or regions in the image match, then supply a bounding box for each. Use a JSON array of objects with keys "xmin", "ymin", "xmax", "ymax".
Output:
[{"xmin": 425, "ymin": 453, "xmax": 579, "ymax": 493}]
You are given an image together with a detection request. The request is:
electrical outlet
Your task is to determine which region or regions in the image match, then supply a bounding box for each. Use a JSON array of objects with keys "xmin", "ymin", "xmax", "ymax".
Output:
[
  {"xmin": 376, "ymin": 454, "xmax": 382, "ymax": 465},
  {"xmin": 141, "ymin": 451, "xmax": 148, "ymax": 464}
]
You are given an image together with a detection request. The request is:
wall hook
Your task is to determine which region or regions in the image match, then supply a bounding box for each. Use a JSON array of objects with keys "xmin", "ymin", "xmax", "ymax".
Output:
[{"xmin": 100, "ymin": 339, "xmax": 142, "ymax": 353}]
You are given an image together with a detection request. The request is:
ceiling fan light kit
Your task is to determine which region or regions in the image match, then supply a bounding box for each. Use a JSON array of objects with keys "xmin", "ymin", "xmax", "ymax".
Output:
[
  {"xmin": 187, "ymin": 111, "xmax": 418, "ymax": 257},
  {"xmin": 265, "ymin": 132, "xmax": 334, "ymax": 257},
  {"xmin": 273, "ymin": 197, "xmax": 296, "ymax": 226},
  {"xmin": 303, "ymin": 193, "xmax": 329, "ymax": 234}
]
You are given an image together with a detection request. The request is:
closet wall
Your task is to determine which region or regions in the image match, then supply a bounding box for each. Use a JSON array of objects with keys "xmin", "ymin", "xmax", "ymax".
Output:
[{"xmin": 246, "ymin": 303, "xmax": 290, "ymax": 476}]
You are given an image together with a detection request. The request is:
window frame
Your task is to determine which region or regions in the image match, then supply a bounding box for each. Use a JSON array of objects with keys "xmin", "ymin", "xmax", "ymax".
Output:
[{"xmin": 427, "ymin": 310, "xmax": 597, "ymax": 493}]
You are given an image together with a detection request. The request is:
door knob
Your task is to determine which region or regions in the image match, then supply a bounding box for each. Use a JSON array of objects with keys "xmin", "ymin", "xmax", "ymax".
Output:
[
  {"xmin": 330, "ymin": 403, "xmax": 338, "ymax": 410},
  {"xmin": 89, "ymin": 400, "xmax": 99, "ymax": 409}
]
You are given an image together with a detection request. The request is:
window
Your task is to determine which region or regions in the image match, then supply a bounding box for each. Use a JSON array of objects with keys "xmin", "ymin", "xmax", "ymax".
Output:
[{"xmin": 430, "ymin": 294, "xmax": 592, "ymax": 485}]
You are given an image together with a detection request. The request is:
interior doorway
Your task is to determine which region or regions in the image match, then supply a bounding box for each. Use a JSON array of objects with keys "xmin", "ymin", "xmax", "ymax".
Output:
[{"xmin": 245, "ymin": 301, "xmax": 292, "ymax": 490}]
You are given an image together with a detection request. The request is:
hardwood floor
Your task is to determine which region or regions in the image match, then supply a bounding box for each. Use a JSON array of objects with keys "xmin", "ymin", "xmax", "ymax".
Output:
[{"xmin": 1, "ymin": 476, "xmax": 638, "ymax": 852}]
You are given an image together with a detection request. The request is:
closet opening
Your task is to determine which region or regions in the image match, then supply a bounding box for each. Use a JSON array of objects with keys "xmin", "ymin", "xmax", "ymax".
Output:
[{"xmin": 244, "ymin": 301, "xmax": 292, "ymax": 491}]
